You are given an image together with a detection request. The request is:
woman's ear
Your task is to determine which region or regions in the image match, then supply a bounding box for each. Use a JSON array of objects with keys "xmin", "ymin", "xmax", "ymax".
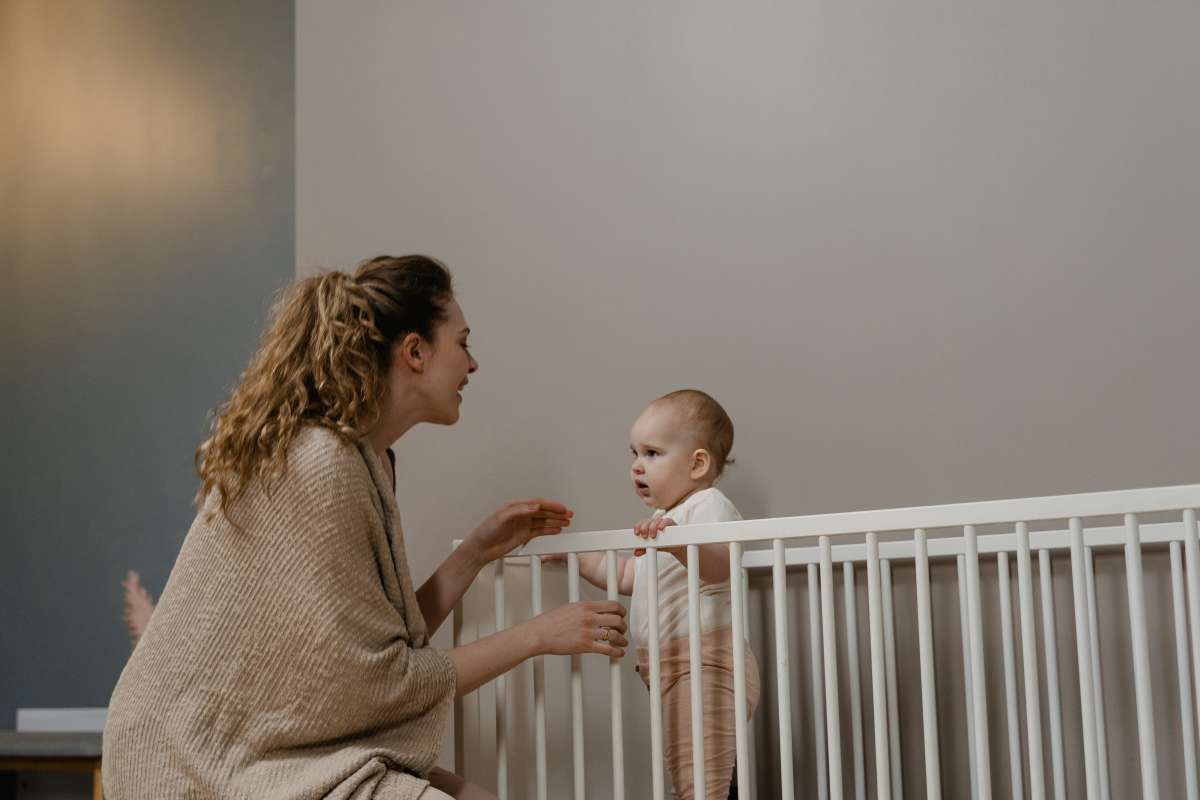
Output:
[
  {"xmin": 396, "ymin": 333, "xmax": 427, "ymax": 373},
  {"xmin": 690, "ymin": 449, "xmax": 712, "ymax": 481}
]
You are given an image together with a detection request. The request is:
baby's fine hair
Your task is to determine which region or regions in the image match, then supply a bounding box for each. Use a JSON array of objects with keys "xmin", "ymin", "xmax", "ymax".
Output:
[{"xmin": 653, "ymin": 389, "xmax": 735, "ymax": 479}]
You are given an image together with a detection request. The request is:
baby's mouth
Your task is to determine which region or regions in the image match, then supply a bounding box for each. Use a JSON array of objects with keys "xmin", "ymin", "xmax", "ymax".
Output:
[{"xmin": 634, "ymin": 480, "xmax": 649, "ymax": 493}]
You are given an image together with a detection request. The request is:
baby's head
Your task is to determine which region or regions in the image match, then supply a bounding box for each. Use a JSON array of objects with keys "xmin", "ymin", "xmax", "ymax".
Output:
[{"xmin": 629, "ymin": 389, "xmax": 735, "ymax": 510}]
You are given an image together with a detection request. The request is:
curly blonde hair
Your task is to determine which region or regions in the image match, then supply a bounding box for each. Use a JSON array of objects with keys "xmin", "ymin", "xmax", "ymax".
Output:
[{"xmin": 195, "ymin": 255, "xmax": 454, "ymax": 517}]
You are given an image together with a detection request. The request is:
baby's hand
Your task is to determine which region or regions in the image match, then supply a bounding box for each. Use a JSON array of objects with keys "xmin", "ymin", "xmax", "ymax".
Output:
[{"xmin": 633, "ymin": 517, "xmax": 680, "ymax": 557}]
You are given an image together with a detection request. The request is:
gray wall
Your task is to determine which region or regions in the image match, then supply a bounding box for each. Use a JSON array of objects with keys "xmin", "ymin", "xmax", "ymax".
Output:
[
  {"xmin": 297, "ymin": 0, "xmax": 1199, "ymax": 796},
  {"xmin": 0, "ymin": 0, "xmax": 294, "ymax": 756}
]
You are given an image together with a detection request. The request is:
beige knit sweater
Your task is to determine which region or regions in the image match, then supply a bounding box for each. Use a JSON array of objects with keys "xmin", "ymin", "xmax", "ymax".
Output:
[{"xmin": 103, "ymin": 427, "xmax": 456, "ymax": 799}]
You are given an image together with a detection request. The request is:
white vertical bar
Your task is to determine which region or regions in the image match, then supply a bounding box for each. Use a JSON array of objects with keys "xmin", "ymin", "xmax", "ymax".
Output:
[
  {"xmin": 453, "ymin": 573, "xmax": 466, "ymax": 776},
  {"xmin": 1014, "ymin": 524, "xmax": 1045, "ymax": 800},
  {"xmin": 958, "ymin": 554, "xmax": 981, "ymax": 800},
  {"xmin": 867, "ymin": 532, "xmax": 892, "ymax": 800},
  {"xmin": 996, "ymin": 553, "xmax": 1023, "ymax": 800},
  {"xmin": 821, "ymin": 537, "xmax": 844, "ymax": 800},
  {"xmin": 844, "ymin": 563, "xmax": 867, "ymax": 800},
  {"xmin": 1171, "ymin": 541, "xmax": 1200, "ymax": 800},
  {"xmin": 687, "ymin": 544, "xmax": 707, "ymax": 800},
  {"xmin": 1124, "ymin": 514, "xmax": 1160, "ymax": 800},
  {"xmin": 744, "ymin": 566, "xmax": 759, "ymax": 800},
  {"xmin": 808, "ymin": 563, "xmax": 830, "ymax": 800},
  {"xmin": 774, "ymin": 538, "xmax": 796, "ymax": 800},
  {"xmin": 1085, "ymin": 548, "xmax": 1110, "ymax": 800},
  {"xmin": 530, "ymin": 555, "xmax": 548, "ymax": 800},
  {"xmin": 914, "ymin": 530, "xmax": 942, "ymax": 800},
  {"xmin": 965, "ymin": 526, "xmax": 993, "ymax": 800},
  {"xmin": 567, "ymin": 553, "xmax": 586, "ymax": 800},
  {"xmin": 1185, "ymin": 509, "xmax": 1200, "ymax": 797},
  {"xmin": 647, "ymin": 548, "xmax": 666, "ymax": 800},
  {"xmin": 495, "ymin": 560, "xmax": 508, "ymax": 800},
  {"xmin": 882, "ymin": 560, "xmax": 903, "ymax": 800},
  {"xmin": 730, "ymin": 543, "xmax": 751, "ymax": 800},
  {"xmin": 1066, "ymin": 518, "xmax": 1100, "ymax": 799},
  {"xmin": 607, "ymin": 551, "xmax": 625, "ymax": 800},
  {"xmin": 1038, "ymin": 549, "xmax": 1066, "ymax": 800}
]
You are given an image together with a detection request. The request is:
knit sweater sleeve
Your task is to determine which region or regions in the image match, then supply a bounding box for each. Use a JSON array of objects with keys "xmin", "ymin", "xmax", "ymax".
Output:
[{"xmin": 279, "ymin": 433, "xmax": 456, "ymax": 744}]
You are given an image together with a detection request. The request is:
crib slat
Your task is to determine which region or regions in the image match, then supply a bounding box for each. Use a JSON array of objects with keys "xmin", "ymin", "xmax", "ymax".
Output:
[
  {"xmin": 844, "ymin": 562, "xmax": 867, "ymax": 800},
  {"xmin": 730, "ymin": 543, "xmax": 751, "ymax": 800},
  {"xmin": 882, "ymin": 560, "xmax": 903, "ymax": 800},
  {"xmin": 1084, "ymin": 547, "xmax": 1111, "ymax": 800},
  {"xmin": 914, "ymin": 530, "xmax": 942, "ymax": 800},
  {"xmin": 867, "ymin": 532, "xmax": 892, "ymax": 800},
  {"xmin": 744, "ymin": 566, "xmax": 759, "ymax": 800},
  {"xmin": 820, "ymin": 537, "xmax": 844, "ymax": 800},
  {"xmin": 607, "ymin": 551, "xmax": 626, "ymax": 800},
  {"xmin": 1066, "ymin": 518, "xmax": 1100, "ymax": 799},
  {"xmin": 774, "ymin": 538, "xmax": 797, "ymax": 800},
  {"xmin": 1170, "ymin": 542, "xmax": 1200, "ymax": 800},
  {"xmin": 958, "ymin": 554, "xmax": 981, "ymax": 800},
  {"xmin": 646, "ymin": 547, "xmax": 666, "ymax": 800},
  {"xmin": 1038, "ymin": 549, "xmax": 1066, "ymax": 800},
  {"xmin": 965, "ymin": 526, "xmax": 993, "ymax": 800},
  {"xmin": 530, "ymin": 555, "xmax": 548, "ymax": 800},
  {"xmin": 686, "ymin": 545, "xmax": 707, "ymax": 800},
  {"xmin": 808, "ymin": 563, "xmax": 830, "ymax": 800},
  {"xmin": 567, "ymin": 553, "xmax": 586, "ymax": 800},
  {"xmin": 453, "ymin": 578, "xmax": 466, "ymax": 776},
  {"xmin": 495, "ymin": 560, "xmax": 508, "ymax": 800},
  {"xmin": 1185, "ymin": 510, "xmax": 1200, "ymax": 794},
  {"xmin": 997, "ymin": 553, "xmax": 1023, "ymax": 800},
  {"xmin": 1124, "ymin": 514, "xmax": 1160, "ymax": 800},
  {"xmin": 1014, "ymin": 524, "xmax": 1045, "ymax": 800}
]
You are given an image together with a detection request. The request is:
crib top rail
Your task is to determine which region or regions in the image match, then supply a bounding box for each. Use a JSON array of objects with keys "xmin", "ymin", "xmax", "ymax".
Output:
[{"xmin": 509, "ymin": 483, "xmax": 1200, "ymax": 557}]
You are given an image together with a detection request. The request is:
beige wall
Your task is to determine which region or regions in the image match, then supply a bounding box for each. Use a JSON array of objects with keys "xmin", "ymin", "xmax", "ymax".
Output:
[{"xmin": 296, "ymin": 1, "xmax": 1199, "ymax": 795}]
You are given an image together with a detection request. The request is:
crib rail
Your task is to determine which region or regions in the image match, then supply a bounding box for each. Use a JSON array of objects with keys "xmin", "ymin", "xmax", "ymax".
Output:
[{"xmin": 452, "ymin": 484, "xmax": 1200, "ymax": 800}]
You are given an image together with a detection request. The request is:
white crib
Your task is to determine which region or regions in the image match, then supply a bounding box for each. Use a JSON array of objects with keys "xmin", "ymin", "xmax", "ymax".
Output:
[{"xmin": 451, "ymin": 484, "xmax": 1200, "ymax": 800}]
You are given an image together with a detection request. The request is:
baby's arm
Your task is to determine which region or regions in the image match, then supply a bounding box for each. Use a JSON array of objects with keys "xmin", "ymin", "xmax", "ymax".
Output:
[
  {"xmin": 545, "ymin": 552, "xmax": 634, "ymax": 595},
  {"xmin": 634, "ymin": 517, "xmax": 731, "ymax": 585}
]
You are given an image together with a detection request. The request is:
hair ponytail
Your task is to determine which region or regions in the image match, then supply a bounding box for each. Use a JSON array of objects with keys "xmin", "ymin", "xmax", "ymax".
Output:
[{"xmin": 196, "ymin": 255, "xmax": 453, "ymax": 518}]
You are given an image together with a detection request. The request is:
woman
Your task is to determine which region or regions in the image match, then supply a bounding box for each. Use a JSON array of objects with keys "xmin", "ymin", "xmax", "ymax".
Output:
[{"xmin": 103, "ymin": 255, "xmax": 627, "ymax": 799}]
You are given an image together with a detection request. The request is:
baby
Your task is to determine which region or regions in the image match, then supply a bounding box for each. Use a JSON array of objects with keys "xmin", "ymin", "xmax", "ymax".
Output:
[{"xmin": 565, "ymin": 389, "xmax": 760, "ymax": 800}]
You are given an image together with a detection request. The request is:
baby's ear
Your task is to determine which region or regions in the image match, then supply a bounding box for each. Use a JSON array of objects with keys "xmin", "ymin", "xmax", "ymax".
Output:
[{"xmin": 690, "ymin": 448, "xmax": 713, "ymax": 481}]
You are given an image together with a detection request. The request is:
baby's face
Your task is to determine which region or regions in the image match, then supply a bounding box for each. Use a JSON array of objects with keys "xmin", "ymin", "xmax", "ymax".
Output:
[{"xmin": 629, "ymin": 403, "xmax": 701, "ymax": 511}]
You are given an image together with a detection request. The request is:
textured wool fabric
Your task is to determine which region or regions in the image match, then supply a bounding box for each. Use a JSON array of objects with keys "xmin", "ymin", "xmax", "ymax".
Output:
[{"xmin": 103, "ymin": 426, "xmax": 456, "ymax": 799}]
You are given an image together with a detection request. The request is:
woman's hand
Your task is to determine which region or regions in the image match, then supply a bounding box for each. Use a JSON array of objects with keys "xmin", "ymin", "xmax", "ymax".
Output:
[
  {"xmin": 632, "ymin": 516, "xmax": 679, "ymax": 557},
  {"xmin": 533, "ymin": 601, "xmax": 628, "ymax": 658},
  {"xmin": 464, "ymin": 498, "xmax": 574, "ymax": 566}
]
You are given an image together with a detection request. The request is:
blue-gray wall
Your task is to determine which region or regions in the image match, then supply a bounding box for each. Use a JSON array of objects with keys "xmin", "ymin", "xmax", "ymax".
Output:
[{"xmin": 0, "ymin": 0, "xmax": 295, "ymax": 738}]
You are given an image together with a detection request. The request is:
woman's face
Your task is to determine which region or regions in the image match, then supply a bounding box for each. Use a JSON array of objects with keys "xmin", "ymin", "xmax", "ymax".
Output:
[{"xmin": 420, "ymin": 298, "xmax": 478, "ymax": 425}]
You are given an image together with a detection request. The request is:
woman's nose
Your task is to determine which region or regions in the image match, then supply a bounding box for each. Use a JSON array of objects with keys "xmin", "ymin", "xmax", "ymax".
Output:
[{"xmin": 468, "ymin": 354, "xmax": 478, "ymax": 373}]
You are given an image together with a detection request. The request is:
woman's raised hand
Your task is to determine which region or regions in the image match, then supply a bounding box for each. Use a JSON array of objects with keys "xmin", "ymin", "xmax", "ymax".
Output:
[
  {"xmin": 465, "ymin": 498, "xmax": 573, "ymax": 565},
  {"xmin": 534, "ymin": 601, "xmax": 628, "ymax": 658}
]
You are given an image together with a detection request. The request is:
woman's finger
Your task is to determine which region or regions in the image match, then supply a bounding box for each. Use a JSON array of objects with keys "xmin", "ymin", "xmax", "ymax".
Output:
[
  {"xmin": 586, "ymin": 600, "xmax": 626, "ymax": 616},
  {"xmin": 511, "ymin": 497, "xmax": 573, "ymax": 516},
  {"xmin": 594, "ymin": 613, "xmax": 626, "ymax": 631},
  {"xmin": 592, "ymin": 639, "xmax": 627, "ymax": 657}
]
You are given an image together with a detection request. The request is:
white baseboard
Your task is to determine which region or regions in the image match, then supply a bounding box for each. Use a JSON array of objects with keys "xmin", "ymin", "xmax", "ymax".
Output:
[{"xmin": 15, "ymin": 708, "xmax": 107, "ymax": 733}]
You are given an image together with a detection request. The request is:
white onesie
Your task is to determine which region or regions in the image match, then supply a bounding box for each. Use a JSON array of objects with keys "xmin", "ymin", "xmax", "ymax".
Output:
[{"xmin": 629, "ymin": 487, "xmax": 742, "ymax": 649}]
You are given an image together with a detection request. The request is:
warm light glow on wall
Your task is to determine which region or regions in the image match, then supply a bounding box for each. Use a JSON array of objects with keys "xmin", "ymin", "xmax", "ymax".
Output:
[{"xmin": 4, "ymin": 1, "xmax": 248, "ymax": 202}]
